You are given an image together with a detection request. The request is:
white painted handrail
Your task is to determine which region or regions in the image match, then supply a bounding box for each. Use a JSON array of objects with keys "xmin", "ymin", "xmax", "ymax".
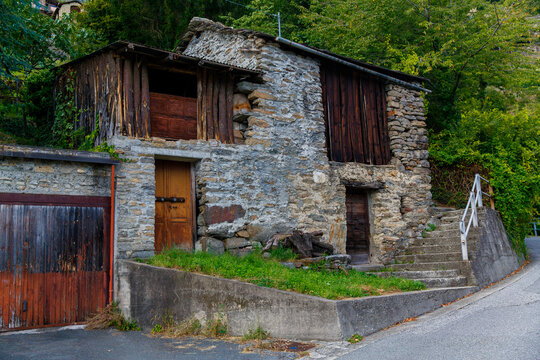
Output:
[{"xmin": 459, "ymin": 174, "xmax": 492, "ymax": 261}]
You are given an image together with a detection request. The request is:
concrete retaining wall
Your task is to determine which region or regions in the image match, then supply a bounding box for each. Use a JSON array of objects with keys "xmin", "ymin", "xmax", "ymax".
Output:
[
  {"xmin": 117, "ymin": 260, "xmax": 474, "ymax": 340},
  {"xmin": 470, "ymin": 208, "xmax": 522, "ymax": 287}
]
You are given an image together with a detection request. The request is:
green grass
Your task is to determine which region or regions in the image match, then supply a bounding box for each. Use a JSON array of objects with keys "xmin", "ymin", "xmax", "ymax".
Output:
[{"xmin": 145, "ymin": 249, "xmax": 426, "ymax": 300}]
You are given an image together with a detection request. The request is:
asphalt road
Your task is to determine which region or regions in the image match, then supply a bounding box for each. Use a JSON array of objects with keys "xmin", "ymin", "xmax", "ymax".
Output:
[
  {"xmin": 0, "ymin": 326, "xmax": 297, "ymax": 360},
  {"xmin": 335, "ymin": 237, "xmax": 540, "ymax": 360}
]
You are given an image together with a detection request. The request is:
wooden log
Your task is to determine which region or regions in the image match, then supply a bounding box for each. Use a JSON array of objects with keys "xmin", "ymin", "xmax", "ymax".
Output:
[
  {"xmin": 196, "ymin": 68, "xmax": 205, "ymax": 140},
  {"xmin": 283, "ymin": 230, "xmax": 313, "ymax": 258},
  {"xmin": 116, "ymin": 57, "xmax": 124, "ymax": 135},
  {"xmin": 225, "ymin": 73, "xmax": 234, "ymax": 143},
  {"xmin": 141, "ymin": 63, "xmax": 150, "ymax": 138},
  {"xmin": 218, "ymin": 73, "xmax": 228, "ymax": 142},
  {"xmin": 133, "ymin": 59, "xmax": 141, "ymax": 137},
  {"xmin": 332, "ymin": 67, "xmax": 343, "ymax": 161},
  {"xmin": 212, "ymin": 72, "xmax": 220, "ymax": 141},
  {"xmin": 123, "ymin": 58, "xmax": 134, "ymax": 136},
  {"xmin": 488, "ymin": 184, "xmax": 495, "ymax": 209}
]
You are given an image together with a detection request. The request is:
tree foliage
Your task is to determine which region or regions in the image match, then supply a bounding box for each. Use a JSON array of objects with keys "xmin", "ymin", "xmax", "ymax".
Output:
[
  {"xmin": 76, "ymin": 0, "xmax": 248, "ymax": 50},
  {"xmin": 0, "ymin": 1, "xmax": 104, "ymax": 144}
]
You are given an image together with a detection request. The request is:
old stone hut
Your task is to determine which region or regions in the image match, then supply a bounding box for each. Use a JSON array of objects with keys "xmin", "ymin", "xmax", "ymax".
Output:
[
  {"xmin": 58, "ymin": 17, "xmax": 432, "ymax": 266},
  {"xmin": 2, "ymin": 17, "xmax": 525, "ymax": 334}
]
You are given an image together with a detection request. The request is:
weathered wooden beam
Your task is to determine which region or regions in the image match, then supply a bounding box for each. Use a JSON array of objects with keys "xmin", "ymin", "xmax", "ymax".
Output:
[
  {"xmin": 141, "ymin": 63, "xmax": 150, "ymax": 138},
  {"xmin": 123, "ymin": 58, "xmax": 134, "ymax": 136},
  {"xmin": 133, "ymin": 59, "xmax": 141, "ymax": 137}
]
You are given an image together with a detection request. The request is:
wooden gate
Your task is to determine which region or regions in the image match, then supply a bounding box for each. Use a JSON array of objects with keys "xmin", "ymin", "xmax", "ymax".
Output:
[
  {"xmin": 346, "ymin": 189, "xmax": 370, "ymax": 263},
  {"xmin": 0, "ymin": 194, "xmax": 110, "ymax": 330},
  {"xmin": 155, "ymin": 160, "xmax": 194, "ymax": 252}
]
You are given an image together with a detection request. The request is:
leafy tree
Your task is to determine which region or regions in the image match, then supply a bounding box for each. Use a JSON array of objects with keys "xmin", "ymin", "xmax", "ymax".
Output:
[
  {"xmin": 0, "ymin": 0, "xmax": 103, "ymax": 143},
  {"xmin": 77, "ymin": 0, "xmax": 248, "ymax": 50}
]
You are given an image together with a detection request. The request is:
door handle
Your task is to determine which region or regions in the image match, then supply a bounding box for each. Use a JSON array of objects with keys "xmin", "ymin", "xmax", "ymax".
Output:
[{"xmin": 156, "ymin": 197, "xmax": 186, "ymax": 203}]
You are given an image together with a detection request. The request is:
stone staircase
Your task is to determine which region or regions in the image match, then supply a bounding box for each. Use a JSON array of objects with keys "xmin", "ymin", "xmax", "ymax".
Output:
[{"xmin": 378, "ymin": 209, "xmax": 484, "ymax": 288}]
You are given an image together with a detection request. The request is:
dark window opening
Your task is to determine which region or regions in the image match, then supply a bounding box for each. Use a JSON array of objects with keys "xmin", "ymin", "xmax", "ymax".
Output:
[
  {"xmin": 321, "ymin": 62, "xmax": 391, "ymax": 165},
  {"xmin": 149, "ymin": 68, "xmax": 197, "ymax": 98}
]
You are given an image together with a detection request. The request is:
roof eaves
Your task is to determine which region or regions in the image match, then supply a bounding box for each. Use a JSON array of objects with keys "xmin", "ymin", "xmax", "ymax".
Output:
[{"xmin": 56, "ymin": 41, "xmax": 262, "ymax": 77}]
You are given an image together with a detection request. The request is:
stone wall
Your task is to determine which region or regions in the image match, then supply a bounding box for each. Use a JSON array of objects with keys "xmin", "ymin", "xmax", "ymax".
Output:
[
  {"xmin": 0, "ymin": 145, "xmax": 111, "ymax": 197},
  {"xmin": 178, "ymin": 19, "xmax": 432, "ymax": 263}
]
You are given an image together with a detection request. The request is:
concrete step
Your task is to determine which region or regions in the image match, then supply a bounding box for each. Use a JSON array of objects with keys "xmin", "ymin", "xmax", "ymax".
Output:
[
  {"xmin": 438, "ymin": 209, "xmax": 464, "ymax": 217},
  {"xmin": 412, "ymin": 237, "xmax": 464, "ymax": 246},
  {"xmin": 375, "ymin": 269, "xmax": 460, "ymax": 279},
  {"xmin": 423, "ymin": 229, "xmax": 460, "ymax": 239},
  {"xmin": 405, "ymin": 244, "xmax": 462, "ymax": 254},
  {"xmin": 439, "ymin": 213, "xmax": 486, "ymax": 224},
  {"xmin": 396, "ymin": 252, "xmax": 463, "ymax": 263},
  {"xmin": 431, "ymin": 222, "xmax": 459, "ymax": 231},
  {"xmin": 387, "ymin": 260, "xmax": 468, "ymax": 272},
  {"xmin": 439, "ymin": 215, "xmax": 462, "ymax": 223},
  {"xmin": 416, "ymin": 276, "xmax": 468, "ymax": 288},
  {"xmin": 351, "ymin": 264, "xmax": 384, "ymax": 272}
]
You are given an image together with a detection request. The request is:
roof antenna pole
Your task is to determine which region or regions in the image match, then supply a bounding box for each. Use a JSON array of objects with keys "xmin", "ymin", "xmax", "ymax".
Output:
[{"xmin": 277, "ymin": 12, "xmax": 281, "ymax": 38}]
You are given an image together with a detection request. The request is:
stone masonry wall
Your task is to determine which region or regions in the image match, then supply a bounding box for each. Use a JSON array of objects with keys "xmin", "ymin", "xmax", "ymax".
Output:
[
  {"xmin": 112, "ymin": 18, "xmax": 431, "ymax": 263},
  {"xmin": 0, "ymin": 146, "xmax": 111, "ymax": 197}
]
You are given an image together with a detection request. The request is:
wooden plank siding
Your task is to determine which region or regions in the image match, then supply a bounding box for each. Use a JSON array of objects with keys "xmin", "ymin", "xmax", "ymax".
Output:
[
  {"xmin": 321, "ymin": 62, "xmax": 391, "ymax": 165},
  {"xmin": 58, "ymin": 52, "xmax": 237, "ymax": 144},
  {"xmin": 0, "ymin": 195, "xmax": 110, "ymax": 330},
  {"xmin": 57, "ymin": 52, "xmax": 151, "ymax": 142},
  {"xmin": 197, "ymin": 68, "xmax": 235, "ymax": 144}
]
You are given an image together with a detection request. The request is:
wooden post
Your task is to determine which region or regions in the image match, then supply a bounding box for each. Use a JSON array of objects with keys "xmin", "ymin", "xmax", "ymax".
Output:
[
  {"xmin": 141, "ymin": 63, "xmax": 150, "ymax": 138},
  {"xmin": 123, "ymin": 58, "xmax": 134, "ymax": 136},
  {"xmin": 488, "ymin": 184, "xmax": 495, "ymax": 209},
  {"xmin": 133, "ymin": 60, "xmax": 141, "ymax": 137}
]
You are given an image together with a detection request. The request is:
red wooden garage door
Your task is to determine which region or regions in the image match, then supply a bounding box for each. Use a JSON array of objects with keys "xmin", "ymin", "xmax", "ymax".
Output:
[{"xmin": 0, "ymin": 194, "xmax": 110, "ymax": 330}]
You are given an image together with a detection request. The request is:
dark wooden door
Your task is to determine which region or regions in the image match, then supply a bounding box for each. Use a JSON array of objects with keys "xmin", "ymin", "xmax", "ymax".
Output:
[
  {"xmin": 0, "ymin": 195, "xmax": 110, "ymax": 330},
  {"xmin": 150, "ymin": 92, "xmax": 197, "ymax": 140},
  {"xmin": 346, "ymin": 190, "xmax": 370, "ymax": 258},
  {"xmin": 155, "ymin": 160, "xmax": 193, "ymax": 252}
]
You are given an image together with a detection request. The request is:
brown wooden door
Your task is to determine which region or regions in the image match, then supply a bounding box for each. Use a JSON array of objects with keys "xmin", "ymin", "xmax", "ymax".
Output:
[
  {"xmin": 346, "ymin": 190, "xmax": 370, "ymax": 259},
  {"xmin": 0, "ymin": 194, "xmax": 110, "ymax": 330},
  {"xmin": 150, "ymin": 92, "xmax": 197, "ymax": 140},
  {"xmin": 155, "ymin": 160, "xmax": 193, "ymax": 252}
]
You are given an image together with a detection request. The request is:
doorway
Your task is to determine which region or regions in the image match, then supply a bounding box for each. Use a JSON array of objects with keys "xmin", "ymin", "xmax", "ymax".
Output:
[
  {"xmin": 154, "ymin": 160, "xmax": 194, "ymax": 252},
  {"xmin": 346, "ymin": 189, "xmax": 370, "ymax": 264}
]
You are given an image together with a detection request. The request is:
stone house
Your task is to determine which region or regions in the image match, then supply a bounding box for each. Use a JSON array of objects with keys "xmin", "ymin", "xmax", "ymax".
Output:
[{"xmin": 57, "ymin": 17, "xmax": 432, "ymax": 267}]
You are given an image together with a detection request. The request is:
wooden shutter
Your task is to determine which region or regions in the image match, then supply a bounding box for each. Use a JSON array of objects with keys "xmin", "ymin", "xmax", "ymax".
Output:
[
  {"xmin": 197, "ymin": 68, "xmax": 234, "ymax": 144},
  {"xmin": 321, "ymin": 62, "xmax": 390, "ymax": 165}
]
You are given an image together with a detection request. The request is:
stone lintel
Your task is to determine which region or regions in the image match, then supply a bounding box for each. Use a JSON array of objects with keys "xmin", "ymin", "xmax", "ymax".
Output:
[
  {"xmin": 130, "ymin": 146, "xmax": 211, "ymax": 161},
  {"xmin": 341, "ymin": 180, "xmax": 385, "ymax": 190}
]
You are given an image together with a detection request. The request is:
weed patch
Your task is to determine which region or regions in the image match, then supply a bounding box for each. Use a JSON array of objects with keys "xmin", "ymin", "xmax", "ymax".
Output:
[
  {"xmin": 151, "ymin": 312, "xmax": 226, "ymax": 338},
  {"xmin": 86, "ymin": 302, "xmax": 141, "ymax": 331},
  {"xmin": 243, "ymin": 325, "xmax": 270, "ymax": 341},
  {"xmin": 347, "ymin": 334, "xmax": 363, "ymax": 343},
  {"xmin": 145, "ymin": 249, "xmax": 426, "ymax": 300}
]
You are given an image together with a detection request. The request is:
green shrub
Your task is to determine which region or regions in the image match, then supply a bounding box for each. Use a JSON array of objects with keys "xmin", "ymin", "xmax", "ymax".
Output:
[
  {"xmin": 243, "ymin": 324, "xmax": 269, "ymax": 340},
  {"xmin": 267, "ymin": 246, "xmax": 297, "ymax": 262},
  {"xmin": 430, "ymin": 109, "xmax": 539, "ymax": 257}
]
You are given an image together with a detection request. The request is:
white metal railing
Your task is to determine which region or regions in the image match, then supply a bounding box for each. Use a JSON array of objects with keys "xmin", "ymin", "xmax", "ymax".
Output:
[{"xmin": 459, "ymin": 174, "xmax": 493, "ymax": 261}]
